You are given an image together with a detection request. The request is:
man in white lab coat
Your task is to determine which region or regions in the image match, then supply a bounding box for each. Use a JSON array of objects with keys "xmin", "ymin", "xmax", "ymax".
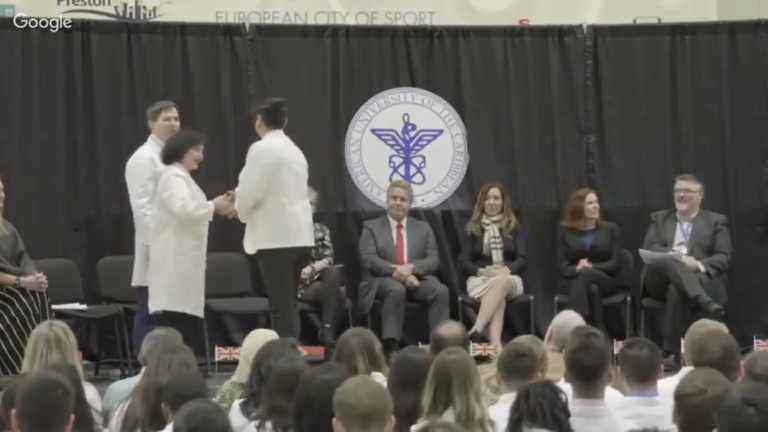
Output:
[
  {"xmin": 234, "ymin": 98, "xmax": 314, "ymax": 338},
  {"xmin": 125, "ymin": 100, "xmax": 180, "ymax": 348}
]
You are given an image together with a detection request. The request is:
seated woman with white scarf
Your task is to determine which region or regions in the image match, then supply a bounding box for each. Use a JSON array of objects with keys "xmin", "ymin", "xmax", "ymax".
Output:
[{"xmin": 458, "ymin": 183, "xmax": 526, "ymax": 348}]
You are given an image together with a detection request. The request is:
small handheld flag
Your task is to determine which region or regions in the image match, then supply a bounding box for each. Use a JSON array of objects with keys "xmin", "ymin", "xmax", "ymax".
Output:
[
  {"xmin": 470, "ymin": 343, "xmax": 499, "ymax": 357},
  {"xmin": 754, "ymin": 337, "xmax": 768, "ymax": 352},
  {"xmin": 214, "ymin": 346, "xmax": 241, "ymax": 362}
]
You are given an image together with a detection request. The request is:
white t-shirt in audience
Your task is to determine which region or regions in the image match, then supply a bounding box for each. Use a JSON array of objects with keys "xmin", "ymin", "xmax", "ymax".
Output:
[
  {"xmin": 410, "ymin": 409, "xmax": 455, "ymax": 431},
  {"xmin": 83, "ymin": 381, "xmax": 104, "ymax": 427},
  {"xmin": 160, "ymin": 422, "xmax": 173, "ymax": 432},
  {"xmin": 556, "ymin": 380, "xmax": 625, "ymax": 410},
  {"xmin": 490, "ymin": 392, "xmax": 516, "ymax": 432},
  {"xmin": 370, "ymin": 371, "xmax": 387, "ymax": 387},
  {"xmin": 612, "ymin": 394, "xmax": 674, "ymax": 431},
  {"xmin": 229, "ymin": 399, "xmax": 273, "ymax": 432},
  {"xmin": 568, "ymin": 399, "xmax": 632, "ymax": 432},
  {"xmin": 108, "ymin": 400, "xmax": 128, "ymax": 432},
  {"xmin": 658, "ymin": 366, "xmax": 693, "ymax": 401}
]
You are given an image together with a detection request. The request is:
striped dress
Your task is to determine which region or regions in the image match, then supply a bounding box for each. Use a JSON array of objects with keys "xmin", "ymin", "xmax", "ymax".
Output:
[{"xmin": 0, "ymin": 220, "xmax": 51, "ymax": 376}]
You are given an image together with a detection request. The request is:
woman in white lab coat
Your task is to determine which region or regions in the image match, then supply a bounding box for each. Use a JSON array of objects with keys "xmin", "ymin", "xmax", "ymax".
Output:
[{"xmin": 148, "ymin": 129, "xmax": 234, "ymax": 355}]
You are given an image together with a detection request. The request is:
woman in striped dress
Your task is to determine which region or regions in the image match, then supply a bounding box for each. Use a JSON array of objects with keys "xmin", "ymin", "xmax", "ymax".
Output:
[{"xmin": 0, "ymin": 178, "xmax": 51, "ymax": 375}]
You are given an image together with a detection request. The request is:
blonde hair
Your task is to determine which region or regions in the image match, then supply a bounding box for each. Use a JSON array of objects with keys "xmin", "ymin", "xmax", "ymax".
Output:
[
  {"xmin": 420, "ymin": 348, "xmax": 493, "ymax": 432},
  {"xmin": 22, "ymin": 320, "xmax": 83, "ymax": 379},
  {"xmin": 683, "ymin": 319, "xmax": 729, "ymax": 365},
  {"xmin": 332, "ymin": 327, "xmax": 388, "ymax": 376},
  {"xmin": 479, "ymin": 336, "xmax": 549, "ymax": 405}
]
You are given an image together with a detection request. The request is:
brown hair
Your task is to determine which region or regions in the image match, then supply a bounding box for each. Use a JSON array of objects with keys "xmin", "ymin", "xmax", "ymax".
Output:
[
  {"xmin": 687, "ymin": 330, "xmax": 742, "ymax": 382},
  {"xmin": 332, "ymin": 327, "xmax": 388, "ymax": 376},
  {"xmin": 674, "ymin": 367, "xmax": 731, "ymax": 432},
  {"xmin": 561, "ymin": 188, "xmax": 600, "ymax": 230},
  {"xmin": 333, "ymin": 375, "xmax": 393, "ymax": 432},
  {"xmin": 466, "ymin": 183, "xmax": 517, "ymax": 237}
]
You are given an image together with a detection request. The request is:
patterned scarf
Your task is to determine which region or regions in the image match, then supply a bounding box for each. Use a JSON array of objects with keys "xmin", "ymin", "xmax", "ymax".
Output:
[{"xmin": 482, "ymin": 214, "xmax": 505, "ymax": 266}]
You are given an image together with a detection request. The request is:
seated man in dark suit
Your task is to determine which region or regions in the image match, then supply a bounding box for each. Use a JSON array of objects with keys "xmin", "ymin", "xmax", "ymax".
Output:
[
  {"xmin": 642, "ymin": 173, "xmax": 730, "ymax": 368},
  {"xmin": 359, "ymin": 180, "xmax": 450, "ymax": 359}
]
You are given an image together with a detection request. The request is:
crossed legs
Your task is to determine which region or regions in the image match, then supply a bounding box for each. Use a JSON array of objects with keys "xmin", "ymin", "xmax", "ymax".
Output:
[{"xmin": 469, "ymin": 275, "xmax": 523, "ymax": 346}]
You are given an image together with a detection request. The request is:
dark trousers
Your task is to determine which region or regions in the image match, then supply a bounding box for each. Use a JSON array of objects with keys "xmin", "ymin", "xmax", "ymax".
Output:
[
  {"xmin": 132, "ymin": 286, "xmax": 158, "ymax": 350},
  {"xmin": 563, "ymin": 269, "xmax": 620, "ymax": 331},
  {"xmin": 300, "ymin": 266, "xmax": 346, "ymax": 335},
  {"xmin": 644, "ymin": 259, "xmax": 726, "ymax": 354},
  {"xmin": 258, "ymin": 247, "xmax": 312, "ymax": 338},
  {"xmin": 375, "ymin": 275, "xmax": 450, "ymax": 342},
  {"xmin": 154, "ymin": 310, "xmax": 205, "ymax": 357}
]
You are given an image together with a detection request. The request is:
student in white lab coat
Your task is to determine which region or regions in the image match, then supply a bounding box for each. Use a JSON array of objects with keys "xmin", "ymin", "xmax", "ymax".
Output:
[
  {"xmin": 489, "ymin": 342, "xmax": 542, "ymax": 432},
  {"xmin": 613, "ymin": 337, "xmax": 674, "ymax": 431},
  {"xmin": 233, "ymin": 97, "xmax": 314, "ymax": 338},
  {"xmin": 148, "ymin": 129, "xmax": 235, "ymax": 354},
  {"xmin": 125, "ymin": 100, "xmax": 180, "ymax": 349}
]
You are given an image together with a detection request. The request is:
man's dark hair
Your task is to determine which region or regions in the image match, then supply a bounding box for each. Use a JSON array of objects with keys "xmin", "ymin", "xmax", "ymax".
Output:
[
  {"xmin": 172, "ymin": 399, "xmax": 232, "ymax": 432},
  {"xmin": 674, "ymin": 367, "xmax": 732, "ymax": 432},
  {"xmin": 497, "ymin": 342, "xmax": 539, "ymax": 388},
  {"xmin": 14, "ymin": 371, "xmax": 75, "ymax": 432},
  {"xmin": 508, "ymin": 380, "xmax": 572, "ymax": 432},
  {"xmin": 252, "ymin": 98, "xmax": 287, "ymax": 130},
  {"xmin": 160, "ymin": 372, "xmax": 210, "ymax": 414},
  {"xmin": 564, "ymin": 329, "xmax": 611, "ymax": 387},
  {"xmin": 716, "ymin": 381, "xmax": 768, "ymax": 432},
  {"xmin": 688, "ymin": 330, "xmax": 741, "ymax": 382},
  {"xmin": 430, "ymin": 320, "xmax": 469, "ymax": 356},
  {"xmin": 675, "ymin": 173, "xmax": 704, "ymax": 193},
  {"xmin": 293, "ymin": 363, "xmax": 351, "ymax": 432},
  {"xmin": 160, "ymin": 129, "xmax": 207, "ymax": 165},
  {"xmin": 147, "ymin": 100, "xmax": 178, "ymax": 121},
  {"xmin": 388, "ymin": 346, "xmax": 433, "ymax": 432},
  {"xmin": 568, "ymin": 324, "xmax": 604, "ymax": 344},
  {"xmin": 618, "ymin": 337, "xmax": 662, "ymax": 386},
  {"xmin": 742, "ymin": 351, "xmax": 768, "ymax": 385}
]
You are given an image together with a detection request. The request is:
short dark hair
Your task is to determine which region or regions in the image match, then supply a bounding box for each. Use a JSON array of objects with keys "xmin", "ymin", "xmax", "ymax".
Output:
[
  {"xmin": 674, "ymin": 367, "xmax": 732, "ymax": 432},
  {"xmin": 497, "ymin": 342, "xmax": 539, "ymax": 388},
  {"xmin": 160, "ymin": 372, "xmax": 209, "ymax": 414},
  {"xmin": 688, "ymin": 330, "xmax": 741, "ymax": 382},
  {"xmin": 618, "ymin": 337, "xmax": 662, "ymax": 386},
  {"xmin": 743, "ymin": 351, "xmax": 768, "ymax": 386},
  {"xmin": 568, "ymin": 325, "xmax": 603, "ymax": 344},
  {"xmin": 388, "ymin": 346, "xmax": 433, "ymax": 432},
  {"xmin": 508, "ymin": 380, "xmax": 571, "ymax": 432},
  {"xmin": 716, "ymin": 381, "xmax": 768, "ymax": 432},
  {"xmin": 430, "ymin": 320, "xmax": 469, "ymax": 356},
  {"xmin": 293, "ymin": 363, "xmax": 351, "ymax": 432},
  {"xmin": 0, "ymin": 373, "xmax": 26, "ymax": 430},
  {"xmin": 675, "ymin": 173, "xmax": 704, "ymax": 193},
  {"xmin": 15, "ymin": 371, "xmax": 75, "ymax": 432},
  {"xmin": 160, "ymin": 129, "xmax": 207, "ymax": 165},
  {"xmin": 251, "ymin": 97, "xmax": 287, "ymax": 129},
  {"xmin": 333, "ymin": 376, "xmax": 393, "ymax": 432},
  {"xmin": 147, "ymin": 100, "xmax": 178, "ymax": 121},
  {"xmin": 564, "ymin": 329, "xmax": 611, "ymax": 387},
  {"xmin": 172, "ymin": 399, "xmax": 232, "ymax": 432}
]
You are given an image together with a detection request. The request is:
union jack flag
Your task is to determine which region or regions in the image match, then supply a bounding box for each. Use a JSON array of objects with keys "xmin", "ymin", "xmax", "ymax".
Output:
[
  {"xmin": 754, "ymin": 338, "xmax": 768, "ymax": 352},
  {"xmin": 613, "ymin": 340, "xmax": 624, "ymax": 355},
  {"xmin": 215, "ymin": 346, "xmax": 241, "ymax": 361},
  {"xmin": 471, "ymin": 343, "xmax": 499, "ymax": 357}
]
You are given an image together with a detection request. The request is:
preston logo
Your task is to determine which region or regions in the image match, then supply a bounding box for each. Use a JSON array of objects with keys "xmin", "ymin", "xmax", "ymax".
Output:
[{"xmin": 345, "ymin": 87, "xmax": 469, "ymax": 208}]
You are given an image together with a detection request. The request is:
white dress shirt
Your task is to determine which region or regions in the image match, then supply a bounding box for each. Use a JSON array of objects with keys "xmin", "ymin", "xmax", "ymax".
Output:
[
  {"xmin": 235, "ymin": 130, "xmax": 314, "ymax": 254},
  {"xmin": 229, "ymin": 399, "xmax": 273, "ymax": 432},
  {"xmin": 673, "ymin": 213, "xmax": 705, "ymax": 272},
  {"xmin": 556, "ymin": 379, "xmax": 625, "ymax": 410},
  {"xmin": 613, "ymin": 394, "xmax": 675, "ymax": 431},
  {"xmin": 658, "ymin": 366, "xmax": 693, "ymax": 401},
  {"xmin": 569, "ymin": 399, "xmax": 632, "ymax": 432},
  {"xmin": 490, "ymin": 391, "xmax": 517, "ymax": 432},
  {"xmin": 388, "ymin": 216, "xmax": 408, "ymax": 263}
]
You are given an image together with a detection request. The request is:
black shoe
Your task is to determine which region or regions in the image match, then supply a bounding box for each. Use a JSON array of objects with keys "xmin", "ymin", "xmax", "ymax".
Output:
[
  {"xmin": 468, "ymin": 330, "xmax": 484, "ymax": 344},
  {"xmin": 383, "ymin": 339, "xmax": 400, "ymax": 363},
  {"xmin": 699, "ymin": 298, "xmax": 726, "ymax": 321},
  {"xmin": 662, "ymin": 353, "xmax": 681, "ymax": 372}
]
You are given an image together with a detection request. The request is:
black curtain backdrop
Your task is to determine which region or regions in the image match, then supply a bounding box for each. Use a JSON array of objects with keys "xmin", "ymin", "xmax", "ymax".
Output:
[{"xmin": 1, "ymin": 19, "xmax": 768, "ymax": 346}]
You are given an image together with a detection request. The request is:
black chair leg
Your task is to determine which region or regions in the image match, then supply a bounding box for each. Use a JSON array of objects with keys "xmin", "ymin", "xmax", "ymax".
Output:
[
  {"xmin": 202, "ymin": 318, "xmax": 211, "ymax": 377},
  {"xmin": 92, "ymin": 322, "xmax": 101, "ymax": 377},
  {"xmin": 529, "ymin": 298, "xmax": 535, "ymax": 335},
  {"xmin": 553, "ymin": 296, "xmax": 560, "ymax": 316},
  {"xmin": 640, "ymin": 308, "xmax": 646, "ymax": 337},
  {"xmin": 624, "ymin": 297, "xmax": 632, "ymax": 340},
  {"xmin": 118, "ymin": 312, "xmax": 135, "ymax": 375},
  {"xmin": 111, "ymin": 316, "xmax": 126, "ymax": 378},
  {"xmin": 267, "ymin": 312, "xmax": 275, "ymax": 330}
]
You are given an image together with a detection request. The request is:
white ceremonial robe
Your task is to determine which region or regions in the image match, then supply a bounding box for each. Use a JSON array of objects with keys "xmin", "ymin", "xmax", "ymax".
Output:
[
  {"xmin": 148, "ymin": 164, "xmax": 214, "ymax": 318},
  {"xmin": 125, "ymin": 135, "xmax": 164, "ymax": 287}
]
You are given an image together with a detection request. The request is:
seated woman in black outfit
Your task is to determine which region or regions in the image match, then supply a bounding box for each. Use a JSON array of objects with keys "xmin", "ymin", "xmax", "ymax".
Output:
[
  {"xmin": 459, "ymin": 183, "xmax": 525, "ymax": 347},
  {"xmin": 558, "ymin": 188, "xmax": 622, "ymax": 330},
  {"xmin": 298, "ymin": 187, "xmax": 346, "ymax": 352}
]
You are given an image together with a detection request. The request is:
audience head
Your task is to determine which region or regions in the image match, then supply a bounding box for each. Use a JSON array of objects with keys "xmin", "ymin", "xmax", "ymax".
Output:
[
  {"xmin": 45, "ymin": 362, "xmax": 96, "ymax": 432},
  {"xmin": 421, "ymin": 347, "xmax": 492, "ymax": 432},
  {"xmin": 22, "ymin": 320, "xmax": 83, "ymax": 379},
  {"xmin": 252, "ymin": 97, "xmax": 288, "ymax": 136},
  {"xmin": 617, "ymin": 337, "xmax": 663, "ymax": 390},
  {"xmin": 466, "ymin": 183, "xmax": 517, "ymax": 236},
  {"xmin": 12, "ymin": 370, "xmax": 74, "ymax": 432},
  {"xmin": 159, "ymin": 371, "xmax": 209, "ymax": 421},
  {"xmin": 429, "ymin": 320, "xmax": 469, "ymax": 356},
  {"xmin": 716, "ymin": 380, "xmax": 768, "ymax": 432},
  {"xmin": 682, "ymin": 318, "xmax": 729, "ymax": 365},
  {"xmin": 743, "ymin": 351, "xmax": 768, "ymax": 385},
  {"xmin": 308, "ymin": 186, "xmax": 319, "ymax": 214},
  {"xmin": 511, "ymin": 334, "xmax": 549, "ymax": 377},
  {"xmin": 146, "ymin": 100, "xmax": 180, "ymax": 140},
  {"xmin": 160, "ymin": 129, "xmax": 207, "ymax": 170},
  {"xmin": 333, "ymin": 327, "xmax": 388, "ymax": 376},
  {"xmin": 172, "ymin": 399, "xmax": 232, "ymax": 432},
  {"xmin": 1, "ymin": 374, "xmax": 25, "ymax": 430},
  {"xmin": 674, "ymin": 173, "xmax": 704, "ymax": 214},
  {"xmin": 387, "ymin": 346, "xmax": 433, "ymax": 432},
  {"xmin": 562, "ymin": 188, "xmax": 601, "ymax": 229},
  {"xmin": 507, "ymin": 380, "xmax": 573, "ymax": 432},
  {"xmin": 673, "ymin": 367, "xmax": 732, "ymax": 432},
  {"xmin": 385, "ymin": 180, "xmax": 413, "ymax": 221},
  {"xmin": 418, "ymin": 421, "xmax": 468, "ymax": 432},
  {"xmin": 544, "ymin": 310, "xmax": 585, "ymax": 351},
  {"xmin": 333, "ymin": 375, "xmax": 394, "ymax": 432},
  {"xmin": 138, "ymin": 327, "xmax": 183, "ymax": 366},
  {"xmin": 563, "ymin": 325, "xmax": 613, "ymax": 396},
  {"xmin": 293, "ymin": 362, "xmax": 351, "ymax": 432},
  {"xmin": 253, "ymin": 351, "xmax": 309, "ymax": 430},
  {"xmin": 121, "ymin": 342, "xmax": 199, "ymax": 432},
  {"xmin": 242, "ymin": 338, "xmax": 304, "ymax": 420},
  {"xmin": 496, "ymin": 342, "xmax": 541, "ymax": 392},
  {"xmin": 233, "ymin": 329, "xmax": 279, "ymax": 384},
  {"xmin": 688, "ymin": 330, "xmax": 742, "ymax": 382}
]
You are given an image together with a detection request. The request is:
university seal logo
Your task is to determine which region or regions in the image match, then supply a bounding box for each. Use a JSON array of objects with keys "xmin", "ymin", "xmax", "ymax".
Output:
[{"xmin": 345, "ymin": 88, "xmax": 469, "ymax": 209}]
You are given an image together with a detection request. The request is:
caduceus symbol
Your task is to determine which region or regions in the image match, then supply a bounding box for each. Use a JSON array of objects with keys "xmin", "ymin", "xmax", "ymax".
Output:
[{"xmin": 369, "ymin": 113, "xmax": 444, "ymax": 185}]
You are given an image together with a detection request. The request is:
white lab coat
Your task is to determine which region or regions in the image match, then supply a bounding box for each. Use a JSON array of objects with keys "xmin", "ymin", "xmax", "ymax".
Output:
[
  {"xmin": 235, "ymin": 130, "xmax": 314, "ymax": 254},
  {"xmin": 148, "ymin": 164, "xmax": 214, "ymax": 318},
  {"xmin": 125, "ymin": 135, "xmax": 164, "ymax": 287}
]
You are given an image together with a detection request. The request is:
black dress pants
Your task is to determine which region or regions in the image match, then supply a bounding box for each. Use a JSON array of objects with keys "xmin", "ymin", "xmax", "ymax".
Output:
[
  {"xmin": 154, "ymin": 310, "xmax": 205, "ymax": 358},
  {"xmin": 644, "ymin": 259, "xmax": 726, "ymax": 354},
  {"xmin": 563, "ymin": 269, "xmax": 620, "ymax": 331},
  {"xmin": 258, "ymin": 247, "xmax": 312, "ymax": 338},
  {"xmin": 300, "ymin": 266, "xmax": 346, "ymax": 335}
]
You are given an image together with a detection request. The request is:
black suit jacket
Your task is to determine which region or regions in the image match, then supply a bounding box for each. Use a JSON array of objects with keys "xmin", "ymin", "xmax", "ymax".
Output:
[
  {"xmin": 458, "ymin": 222, "xmax": 526, "ymax": 277},
  {"xmin": 558, "ymin": 221, "xmax": 621, "ymax": 279},
  {"xmin": 642, "ymin": 208, "xmax": 732, "ymax": 279}
]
